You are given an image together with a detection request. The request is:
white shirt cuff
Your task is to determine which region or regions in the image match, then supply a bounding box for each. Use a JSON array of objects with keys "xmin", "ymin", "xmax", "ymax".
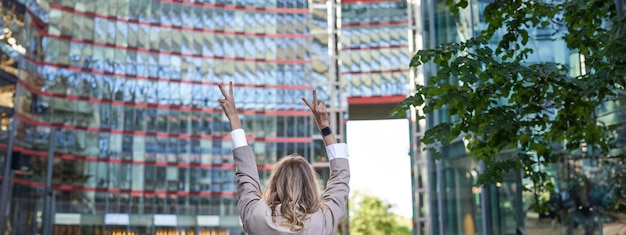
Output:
[
  {"xmin": 326, "ymin": 143, "xmax": 348, "ymax": 161},
  {"xmin": 230, "ymin": 129, "xmax": 248, "ymax": 148}
]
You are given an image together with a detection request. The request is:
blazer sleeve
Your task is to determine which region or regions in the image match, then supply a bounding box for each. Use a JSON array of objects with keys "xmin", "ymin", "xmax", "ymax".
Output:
[
  {"xmin": 322, "ymin": 156, "xmax": 350, "ymax": 230},
  {"xmin": 233, "ymin": 146, "xmax": 262, "ymax": 228}
]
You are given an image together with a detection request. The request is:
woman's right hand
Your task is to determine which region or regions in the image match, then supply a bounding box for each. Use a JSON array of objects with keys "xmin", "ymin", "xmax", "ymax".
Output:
[{"xmin": 302, "ymin": 90, "xmax": 330, "ymax": 130}]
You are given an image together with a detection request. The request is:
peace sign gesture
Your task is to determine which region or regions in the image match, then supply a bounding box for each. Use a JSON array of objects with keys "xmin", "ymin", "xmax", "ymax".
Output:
[
  {"xmin": 302, "ymin": 90, "xmax": 330, "ymax": 130},
  {"xmin": 218, "ymin": 81, "xmax": 242, "ymax": 130}
]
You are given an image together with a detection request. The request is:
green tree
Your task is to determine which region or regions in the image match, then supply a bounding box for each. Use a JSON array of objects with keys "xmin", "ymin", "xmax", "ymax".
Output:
[
  {"xmin": 349, "ymin": 192, "xmax": 411, "ymax": 235},
  {"xmin": 394, "ymin": 0, "xmax": 625, "ymax": 212}
]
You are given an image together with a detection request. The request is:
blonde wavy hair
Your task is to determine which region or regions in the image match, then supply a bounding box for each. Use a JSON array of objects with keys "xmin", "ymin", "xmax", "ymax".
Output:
[{"xmin": 263, "ymin": 155, "xmax": 324, "ymax": 231}]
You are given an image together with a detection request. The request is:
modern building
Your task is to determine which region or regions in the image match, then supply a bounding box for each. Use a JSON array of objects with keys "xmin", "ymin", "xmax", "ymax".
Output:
[
  {"xmin": 322, "ymin": 0, "xmax": 623, "ymax": 235},
  {"xmin": 1, "ymin": 0, "xmax": 411, "ymax": 234},
  {"xmin": 5, "ymin": 0, "xmax": 620, "ymax": 235},
  {"xmin": 416, "ymin": 0, "xmax": 626, "ymax": 234},
  {"xmin": 336, "ymin": 0, "xmax": 423, "ymax": 234},
  {"xmin": 0, "ymin": 0, "xmax": 342, "ymax": 234}
]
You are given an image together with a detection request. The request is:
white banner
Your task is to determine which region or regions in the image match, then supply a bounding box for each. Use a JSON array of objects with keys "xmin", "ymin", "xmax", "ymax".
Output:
[
  {"xmin": 154, "ymin": 214, "xmax": 177, "ymax": 226},
  {"xmin": 104, "ymin": 213, "xmax": 129, "ymax": 225}
]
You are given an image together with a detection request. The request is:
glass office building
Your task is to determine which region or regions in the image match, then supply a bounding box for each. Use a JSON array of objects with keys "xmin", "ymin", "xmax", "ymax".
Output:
[
  {"xmin": 339, "ymin": 0, "xmax": 410, "ymax": 99},
  {"xmin": 338, "ymin": 0, "xmax": 421, "ymax": 233},
  {"xmin": 8, "ymin": 0, "xmax": 620, "ymax": 234},
  {"xmin": 416, "ymin": 0, "xmax": 626, "ymax": 234},
  {"xmin": 1, "ymin": 0, "xmax": 331, "ymax": 234},
  {"xmin": 417, "ymin": 0, "xmax": 521, "ymax": 234}
]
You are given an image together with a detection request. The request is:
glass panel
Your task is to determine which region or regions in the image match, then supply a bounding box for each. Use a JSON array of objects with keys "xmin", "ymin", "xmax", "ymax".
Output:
[{"xmin": 150, "ymin": 0, "xmax": 161, "ymax": 24}]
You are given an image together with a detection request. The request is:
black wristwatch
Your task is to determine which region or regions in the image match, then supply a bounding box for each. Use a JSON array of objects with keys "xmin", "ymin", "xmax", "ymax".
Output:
[{"xmin": 320, "ymin": 127, "xmax": 332, "ymax": 137}]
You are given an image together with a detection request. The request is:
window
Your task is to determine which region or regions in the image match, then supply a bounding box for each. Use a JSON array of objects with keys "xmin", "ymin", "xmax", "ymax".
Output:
[
  {"xmin": 157, "ymin": 137, "xmax": 168, "ymax": 156},
  {"xmin": 192, "ymin": 6, "xmax": 203, "ymax": 29},
  {"xmin": 122, "ymin": 134, "xmax": 133, "ymax": 159},
  {"xmin": 179, "ymin": 111, "xmax": 190, "ymax": 134},
  {"xmin": 170, "ymin": 4, "xmax": 182, "ymax": 27},
  {"xmin": 149, "ymin": 1, "xmax": 161, "ymax": 24},
  {"xmin": 132, "ymin": 164, "xmax": 145, "ymax": 190},
  {"xmin": 97, "ymin": 133, "xmax": 111, "ymax": 158}
]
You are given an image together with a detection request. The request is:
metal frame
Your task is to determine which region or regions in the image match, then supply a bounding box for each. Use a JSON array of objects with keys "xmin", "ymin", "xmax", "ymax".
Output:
[{"xmin": 407, "ymin": 0, "xmax": 430, "ymax": 234}]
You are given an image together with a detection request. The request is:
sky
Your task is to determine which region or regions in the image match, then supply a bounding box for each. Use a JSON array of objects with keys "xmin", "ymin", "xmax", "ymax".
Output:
[{"xmin": 346, "ymin": 119, "xmax": 413, "ymax": 219}]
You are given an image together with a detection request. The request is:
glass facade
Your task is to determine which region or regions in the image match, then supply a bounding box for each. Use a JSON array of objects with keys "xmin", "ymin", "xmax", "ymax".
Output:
[
  {"xmin": 309, "ymin": 0, "xmax": 345, "ymax": 167},
  {"xmin": 417, "ymin": 0, "xmax": 626, "ymax": 234},
  {"xmin": 0, "ymin": 0, "xmax": 24, "ymax": 139},
  {"xmin": 419, "ymin": 0, "xmax": 540, "ymax": 233},
  {"xmin": 338, "ymin": 0, "xmax": 418, "ymax": 233},
  {"xmin": 7, "ymin": 0, "xmax": 621, "ymax": 234},
  {"xmin": 2, "ymin": 0, "xmax": 333, "ymax": 234},
  {"xmin": 340, "ymin": 0, "xmax": 410, "ymax": 98},
  {"xmin": 429, "ymin": 0, "xmax": 513, "ymax": 232}
]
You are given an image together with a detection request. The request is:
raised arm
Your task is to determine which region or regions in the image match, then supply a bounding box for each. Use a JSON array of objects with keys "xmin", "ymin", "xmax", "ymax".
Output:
[
  {"xmin": 218, "ymin": 82, "xmax": 261, "ymax": 230},
  {"xmin": 302, "ymin": 91, "xmax": 350, "ymax": 230}
]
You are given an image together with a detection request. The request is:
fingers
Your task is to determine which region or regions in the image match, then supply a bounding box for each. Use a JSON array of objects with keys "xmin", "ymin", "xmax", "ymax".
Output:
[
  {"xmin": 318, "ymin": 100, "xmax": 325, "ymax": 109},
  {"xmin": 303, "ymin": 90, "xmax": 329, "ymax": 114},
  {"xmin": 228, "ymin": 81, "xmax": 233, "ymax": 97},
  {"xmin": 303, "ymin": 90, "xmax": 318, "ymax": 111},
  {"xmin": 318, "ymin": 101, "xmax": 326, "ymax": 112},
  {"xmin": 302, "ymin": 97, "xmax": 313, "ymax": 110},
  {"xmin": 218, "ymin": 81, "xmax": 234, "ymax": 98},
  {"xmin": 218, "ymin": 84, "xmax": 228, "ymax": 98}
]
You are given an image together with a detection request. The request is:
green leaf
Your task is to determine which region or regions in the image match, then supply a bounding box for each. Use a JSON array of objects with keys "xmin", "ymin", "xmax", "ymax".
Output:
[
  {"xmin": 409, "ymin": 54, "xmax": 422, "ymax": 67},
  {"xmin": 398, "ymin": 0, "xmax": 626, "ymax": 213}
]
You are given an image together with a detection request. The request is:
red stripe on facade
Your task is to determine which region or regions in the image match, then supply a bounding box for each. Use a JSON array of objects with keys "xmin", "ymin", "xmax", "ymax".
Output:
[
  {"xmin": 341, "ymin": 68, "xmax": 410, "ymax": 75},
  {"xmin": 347, "ymin": 95, "xmax": 406, "ymax": 104},
  {"xmin": 49, "ymin": 4, "xmax": 310, "ymax": 38},
  {"xmin": 341, "ymin": 45, "xmax": 408, "ymax": 51},
  {"xmin": 161, "ymin": 0, "xmax": 310, "ymax": 14},
  {"xmin": 37, "ymin": 33, "xmax": 309, "ymax": 64},
  {"xmin": 341, "ymin": 20, "xmax": 409, "ymax": 28},
  {"xmin": 17, "ymin": 80, "xmax": 312, "ymax": 116},
  {"xmin": 0, "ymin": 143, "xmax": 276, "ymax": 170},
  {"xmin": 13, "ymin": 112, "xmax": 313, "ymax": 143},
  {"xmin": 21, "ymin": 56, "xmax": 311, "ymax": 90},
  {"xmin": 8, "ymin": 177, "xmax": 238, "ymax": 197}
]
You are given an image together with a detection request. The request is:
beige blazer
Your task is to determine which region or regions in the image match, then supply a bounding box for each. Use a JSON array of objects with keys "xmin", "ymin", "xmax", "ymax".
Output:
[{"xmin": 233, "ymin": 146, "xmax": 350, "ymax": 235}]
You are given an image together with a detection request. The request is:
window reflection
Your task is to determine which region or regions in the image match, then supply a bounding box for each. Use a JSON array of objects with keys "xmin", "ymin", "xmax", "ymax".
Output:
[
  {"xmin": 202, "ymin": 8, "xmax": 213, "ymax": 29},
  {"xmin": 215, "ymin": 9, "xmax": 225, "ymax": 29},
  {"xmin": 234, "ymin": 36, "xmax": 245, "ymax": 58},
  {"xmin": 192, "ymin": 7, "xmax": 202, "ymax": 28},
  {"xmin": 14, "ymin": 2, "xmax": 319, "ymax": 227},
  {"xmin": 171, "ymin": 4, "xmax": 182, "ymax": 27},
  {"xmin": 224, "ymin": 35, "xmax": 234, "ymax": 58}
]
